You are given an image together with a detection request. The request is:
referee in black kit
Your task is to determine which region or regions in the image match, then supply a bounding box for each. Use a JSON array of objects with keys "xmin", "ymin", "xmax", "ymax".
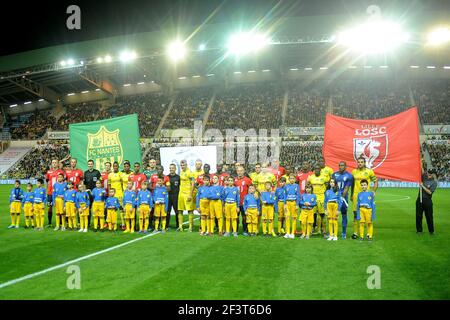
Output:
[
  {"xmin": 416, "ymin": 168, "xmax": 438, "ymax": 235},
  {"xmin": 84, "ymin": 159, "xmax": 102, "ymax": 227},
  {"xmin": 167, "ymin": 163, "xmax": 180, "ymax": 230}
]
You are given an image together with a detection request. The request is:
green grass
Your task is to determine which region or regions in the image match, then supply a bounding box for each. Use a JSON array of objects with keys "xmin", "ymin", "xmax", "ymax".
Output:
[{"xmin": 0, "ymin": 186, "xmax": 449, "ymax": 300}]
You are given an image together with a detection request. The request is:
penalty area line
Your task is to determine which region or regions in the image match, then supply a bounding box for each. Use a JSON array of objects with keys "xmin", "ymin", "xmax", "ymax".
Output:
[{"xmin": 0, "ymin": 218, "xmax": 198, "ymax": 290}]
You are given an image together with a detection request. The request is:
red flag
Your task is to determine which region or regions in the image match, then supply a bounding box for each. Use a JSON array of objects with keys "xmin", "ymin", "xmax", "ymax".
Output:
[{"xmin": 323, "ymin": 107, "xmax": 421, "ymax": 182}]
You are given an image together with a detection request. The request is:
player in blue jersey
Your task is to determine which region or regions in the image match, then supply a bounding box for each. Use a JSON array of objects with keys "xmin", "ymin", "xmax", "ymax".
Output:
[
  {"xmin": 331, "ymin": 161, "xmax": 353, "ymax": 239},
  {"xmin": 299, "ymin": 184, "xmax": 317, "ymax": 239},
  {"xmin": 324, "ymin": 178, "xmax": 343, "ymax": 241},
  {"xmin": 33, "ymin": 179, "xmax": 47, "ymax": 231},
  {"xmin": 356, "ymin": 179, "xmax": 376, "ymax": 241},
  {"xmin": 22, "ymin": 183, "xmax": 35, "ymax": 229}
]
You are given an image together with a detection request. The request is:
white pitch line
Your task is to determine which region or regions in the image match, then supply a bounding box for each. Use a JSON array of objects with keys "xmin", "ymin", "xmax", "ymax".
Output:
[
  {"xmin": 0, "ymin": 218, "xmax": 198, "ymax": 290},
  {"xmin": 377, "ymin": 196, "xmax": 411, "ymax": 203}
]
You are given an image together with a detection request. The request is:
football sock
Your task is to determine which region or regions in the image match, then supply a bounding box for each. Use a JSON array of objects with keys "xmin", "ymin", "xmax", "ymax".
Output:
[
  {"xmin": 342, "ymin": 213, "xmax": 347, "ymax": 234},
  {"xmin": 144, "ymin": 217, "xmax": 149, "ymax": 230},
  {"xmin": 161, "ymin": 219, "xmax": 166, "ymax": 230},
  {"xmin": 285, "ymin": 218, "xmax": 291, "ymax": 235},
  {"xmin": 139, "ymin": 217, "xmax": 144, "ymax": 231},
  {"xmin": 360, "ymin": 222, "xmax": 365, "ymax": 239},
  {"xmin": 210, "ymin": 217, "xmax": 215, "ymax": 234},
  {"xmin": 94, "ymin": 217, "xmax": 98, "ymax": 230},
  {"xmin": 262, "ymin": 221, "xmax": 267, "ymax": 234},
  {"xmin": 188, "ymin": 212, "xmax": 194, "ymax": 230},
  {"xmin": 291, "ymin": 219, "xmax": 297, "ymax": 235},
  {"xmin": 120, "ymin": 211, "xmax": 124, "ymax": 226},
  {"xmin": 130, "ymin": 218, "xmax": 135, "ymax": 231},
  {"xmin": 307, "ymin": 223, "xmax": 313, "ymax": 236},
  {"xmin": 335, "ymin": 220, "xmax": 339, "ymax": 237},
  {"xmin": 253, "ymin": 222, "xmax": 258, "ymax": 234},
  {"xmin": 25, "ymin": 217, "xmax": 30, "ymax": 227},
  {"xmin": 268, "ymin": 221, "xmax": 274, "ymax": 235},
  {"xmin": 100, "ymin": 218, "xmax": 105, "ymax": 229},
  {"xmin": 232, "ymin": 219, "xmax": 237, "ymax": 233},
  {"xmin": 368, "ymin": 223, "xmax": 373, "ymax": 238},
  {"xmin": 56, "ymin": 215, "xmax": 60, "ymax": 228},
  {"xmin": 61, "ymin": 215, "xmax": 65, "ymax": 228},
  {"xmin": 178, "ymin": 213, "xmax": 183, "ymax": 229},
  {"xmin": 226, "ymin": 218, "xmax": 231, "ymax": 233},
  {"xmin": 125, "ymin": 219, "xmax": 130, "ymax": 231},
  {"xmin": 47, "ymin": 207, "xmax": 52, "ymax": 224},
  {"xmin": 329, "ymin": 220, "xmax": 334, "ymax": 237},
  {"xmin": 68, "ymin": 217, "xmax": 73, "ymax": 229},
  {"xmin": 353, "ymin": 214, "xmax": 359, "ymax": 235},
  {"xmin": 301, "ymin": 222, "xmax": 307, "ymax": 235},
  {"xmin": 218, "ymin": 218, "xmax": 223, "ymax": 233},
  {"xmin": 155, "ymin": 219, "xmax": 160, "ymax": 231}
]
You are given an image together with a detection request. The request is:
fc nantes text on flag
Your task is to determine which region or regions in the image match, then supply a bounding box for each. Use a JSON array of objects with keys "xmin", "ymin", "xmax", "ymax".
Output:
[{"xmin": 69, "ymin": 114, "xmax": 141, "ymax": 171}]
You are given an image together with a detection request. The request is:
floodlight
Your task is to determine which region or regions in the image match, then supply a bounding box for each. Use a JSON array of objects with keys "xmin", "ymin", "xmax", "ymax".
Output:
[
  {"xmin": 199, "ymin": 44, "xmax": 206, "ymax": 51},
  {"xmin": 168, "ymin": 40, "xmax": 186, "ymax": 62},
  {"xmin": 97, "ymin": 57, "xmax": 103, "ymax": 63},
  {"xmin": 60, "ymin": 61, "xmax": 66, "ymax": 67},
  {"xmin": 227, "ymin": 32, "xmax": 269, "ymax": 55},
  {"xmin": 337, "ymin": 20, "xmax": 409, "ymax": 54},
  {"xmin": 120, "ymin": 50, "xmax": 137, "ymax": 62},
  {"xmin": 427, "ymin": 27, "xmax": 450, "ymax": 46},
  {"xmin": 67, "ymin": 59, "xmax": 75, "ymax": 66},
  {"xmin": 104, "ymin": 55, "xmax": 112, "ymax": 63}
]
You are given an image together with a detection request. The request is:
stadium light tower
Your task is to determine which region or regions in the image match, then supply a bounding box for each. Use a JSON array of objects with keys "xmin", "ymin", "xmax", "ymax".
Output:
[
  {"xmin": 226, "ymin": 31, "xmax": 270, "ymax": 56},
  {"xmin": 426, "ymin": 27, "xmax": 450, "ymax": 46},
  {"xmin": 336, "ymin": 20, "xmax": 409, "ymax": 54},
  {"xmin": 119, "ymin": 50, "xmax": 137, "ymax": 62},
  {"xmin": 167, "ymin": 40, "xmax": 187, "ymax": 62}
]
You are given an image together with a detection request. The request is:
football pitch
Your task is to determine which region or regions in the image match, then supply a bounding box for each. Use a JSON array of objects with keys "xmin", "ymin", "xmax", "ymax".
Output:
[{"xmin": 0, "ymin": 186, "xmax": 448, "ymax": 300}]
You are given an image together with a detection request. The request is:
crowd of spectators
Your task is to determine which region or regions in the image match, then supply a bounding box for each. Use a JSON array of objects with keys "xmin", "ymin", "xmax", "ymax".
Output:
[
  {"xmin": 331, "ymin": 80, "xmax": 411, "ymax": 120},
  {"xmin": 412, "ymin": 80, "xmax": 450, "ymax": 124},
  {"xmin": 8, "ymin": 110, "xmax": 56, "ymax": 139},
  {"xmin": 285, "ymin": 84, "xmax": 328, "ymax": 126},
  {"xmin": 163, "ymin": 89, "xmax": 211, "ymax": 130},
  {"xmin": 53, "ymin": 103, "xmax": 102, "ymax": 131},
  {"xmin": 426, "ymin": 143, "xmax": 450, "ymax": 181},
  {"xmin": 280, "ymin": 144, "xmax": 324, "ymax": 168},
  {"xmin": 103, "ymin": 93, "xmax": 170, "ymax": 136},
  {"xmin": 207, "ymin": 84, "xmax": 283, "ymax": 131}
]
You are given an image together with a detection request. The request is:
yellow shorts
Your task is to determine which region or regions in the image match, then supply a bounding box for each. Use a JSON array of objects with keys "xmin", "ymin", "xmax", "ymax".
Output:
[
  {"xmin": 92, "ymin": 202, "xmax": 105, "ymax": 217},
  {"xmin": 65, "ymin": 202, "xmax": 76, "ymax": 217},
  {"xmin": 55, "ymin": 197, "xmax": 64, "ymax": 214},
  {"xmin": 107, "ymin": 209, "xmax": 118, "ymax": 224},
  {"xmin": 224, "ymin": 202, "xmax": 238, "ymax": 219},
  {"xmin": 246, "ymin": 208, "xmax": 258, "ymax": 224},
  {"xmin": 209, "ymin": 199, "xmax": 223, "ymax": 219},
  {"xmin": 178, "ymin": 192, "xmax": 195, "ymax": 211},
  {"xmin": 262, "ymin": 204, "xmax": 274, "ymax": 220},
  {"xmin": 300, "ymin": 208, "xmax": 315, "ymax": 224},
  {"xmin": 285, "ymin": 200, "xmax": 298, "ymax": 218},
  {"xmin": 138, "ymin": 204, "xmax": 150, "ymax": 218},
  {"xmin": 33, "ymin": 203, "xmax": 45, "ymax": 216},
  {"xmin": 24, "ymin": 202, "xmax": 33, "ymax": 217},
  {"xmin": 277, "ymin": 201, "xmax": 285, "ymax": 219},
  {"xmin": 315, "ymin": 194, "xmax": 325, "ymax": 214},
  {"xmin": 124, "ymin": 203, "xmax": 135, "ymax": 219},
  {"xmin": 78, "ymin": 203, "xmax": 89, "ymax": 216},
  {"xmin": 199, "ymin": 199, "xmax": 210, "ymax": 217},
  {"xmin": 154, "ymin": 203, "xmax": 167, "ymax": 217},
  {"xmin": 327, "ymin": 202, "xmax": 339, "ymax": 220},
  {"xmin": 10, "ymin": 201, "xmax": 22, "ymax": 214},
  {"xmin": 359, "ymin": 207, "xmax": 373, "ymax": 223}
]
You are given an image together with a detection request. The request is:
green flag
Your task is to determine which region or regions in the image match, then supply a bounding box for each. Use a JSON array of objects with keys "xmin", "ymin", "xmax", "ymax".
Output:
[{"xmin": 69, "ymin": 114, "xmax": 141, "ymax": 171}]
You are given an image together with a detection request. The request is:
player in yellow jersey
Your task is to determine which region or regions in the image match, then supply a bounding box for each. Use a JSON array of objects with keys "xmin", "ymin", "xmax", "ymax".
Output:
[
  {"xmin": 318, "ymin": 159, "xmax": 333, "ymax": 184},
  {"xmin": 256, "ymin": 163, "xmax": 276, "ymax": 193},
  {"xmin": 250, "ymin": 163, "xmax": 261, "ymax": 187},
  {"xmin": 351, "ymin": 157, "xmax": 378, "ymax": 239},
  {"xmin": 177, "ymin": 160, "xmax": 195, "ymax": 232},
  {"xmin": 109, "ymin": 162, "xmax": 124, "ymax": 228},
  {"xmin": 307, "ymin": 164, "xmax": 328, "ymax": 236}
]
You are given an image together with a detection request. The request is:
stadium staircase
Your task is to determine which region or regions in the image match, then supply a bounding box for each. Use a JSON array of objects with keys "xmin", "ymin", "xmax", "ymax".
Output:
[
  {"xmin": 201, "ymin": 91, "xmax": 217, "ymax": 132},
  {"xmin": 281, "ymin": 90, "xmax": 288, "ymax": 125},
  {"xmin": 154, "ymin": 94, "xmax": 177, "ymax": 137}
]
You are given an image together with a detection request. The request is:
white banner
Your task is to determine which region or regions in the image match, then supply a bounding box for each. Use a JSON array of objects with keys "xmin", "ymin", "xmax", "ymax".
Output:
[
  {"xmin": 0, "ymin": 147, "xmax": 31, "ymax": 174},
  {"xmin": 47, "ymin": 131, "xmax": 69, "ymax": 140},
  {"xmin": 160, "ymin": 146, "xmax": 217, "ymax": 175}
]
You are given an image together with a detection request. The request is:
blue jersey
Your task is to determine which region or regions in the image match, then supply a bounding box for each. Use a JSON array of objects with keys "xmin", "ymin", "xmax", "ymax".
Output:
[
  {"xmin": 261, "ymin": 191, "xmax": 277, "ymax": 212},
  {"xmin": 243, "ymin": 194, "xmax": 261, "ymax": 212},
  {"xmin": 208, "ymin": 185, "xmax": 224, "ymax": 200},
  {"xmin": 137, "ymin": 189, "xmax": 153, "ymax": 207},
  {"xmin": 64, "ymin": 189, "xmax": 77, "ymax": 204},
  {"xmin": 223, "ymin": 186, "xmax": 240, "ymax": 204},
  {"xmin": 299, "ymin": 193, "xmax": 317, "ymax": 210},
  {"xmin": 332, "ymin": 171, "xmax": 353, "ymax": 198},
  {"xmin": 33, "ymin": 187, "xmax": 46, "ymax": 204},
  {"xmin": 52, "ymin": 182, "xmax": 67, "ymax": 203},
  {"xmin": 123, "ymin": 189, "xmax": 137, "ymax": 207},
  {"xmin": 22, "ymin": 191, "xmax": 34, "ymax": 204},
  {"xmin": 106, "ymin": 197, "xmax": 121, "ymax": 210},
  {"xmin": 153, "ymin": 186, "xmax": 169, "ymax": 213},
  {"xmin": 75, "ymin": 191, "xmax": 90, "ymax": 208},
  {"xmin": 92, "ymin": 187, "xmax": 106, "ymax": 202},
  {"xmin": 324, "ymin": 189, "xmax": 342, "ymax": 210},
  {"xmin": 275, "ymin": 186, "xmax": 287, "ymax": 202},
  {"xmin": 285, "ymin": 184, "xmax": 301, "ymax": 205},
  {"xmin": 356, "ymin": 191, "xmax": 376, "ymax": 221},
  {"xmin": 196, "ymin": 186, "xmax": 210, "ymax": 208}
]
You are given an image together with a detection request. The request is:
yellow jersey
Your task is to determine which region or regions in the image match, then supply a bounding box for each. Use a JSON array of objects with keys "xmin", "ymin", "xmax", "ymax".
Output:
[
  {"xmin": 121, "ymin": 171, "xmax": 132, "ymax": 191},
  {"xmin": 352, "ymin": 168, "xmax": 377, "ymax": 193},
  {"xmin": 307, "ymin": 173, "xmax": 327, "ymax": 196},
  {"xmin": 320, "ymin": 166, "xmax": 334, "ymax": 183},
  {"xmin": 256, "ymin": 172, "xmax": 277, "ymax": 192},
  {"xmin": 108, "ymin": 171, "xmax": 124, "ymax": 196},
  {"xmin": 180, "ymin": 169, "xmax": 194, "ymax": 193}
]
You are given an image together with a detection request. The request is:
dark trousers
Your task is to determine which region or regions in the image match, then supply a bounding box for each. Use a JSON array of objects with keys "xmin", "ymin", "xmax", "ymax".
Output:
[
  {"xmin": 238, "ymin": 205, "xmax": 248, "ymax": 233},
  {"xmin": 416, "ymin": 197, "xmax": 434, "ymax": 233},
  {"xmin": 87, "ymin": 192, "xmax": 93, "ymax": 227},
  {"xmin": 168, "ymin": 194, "xmax": 178, "ymax": 229}
]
